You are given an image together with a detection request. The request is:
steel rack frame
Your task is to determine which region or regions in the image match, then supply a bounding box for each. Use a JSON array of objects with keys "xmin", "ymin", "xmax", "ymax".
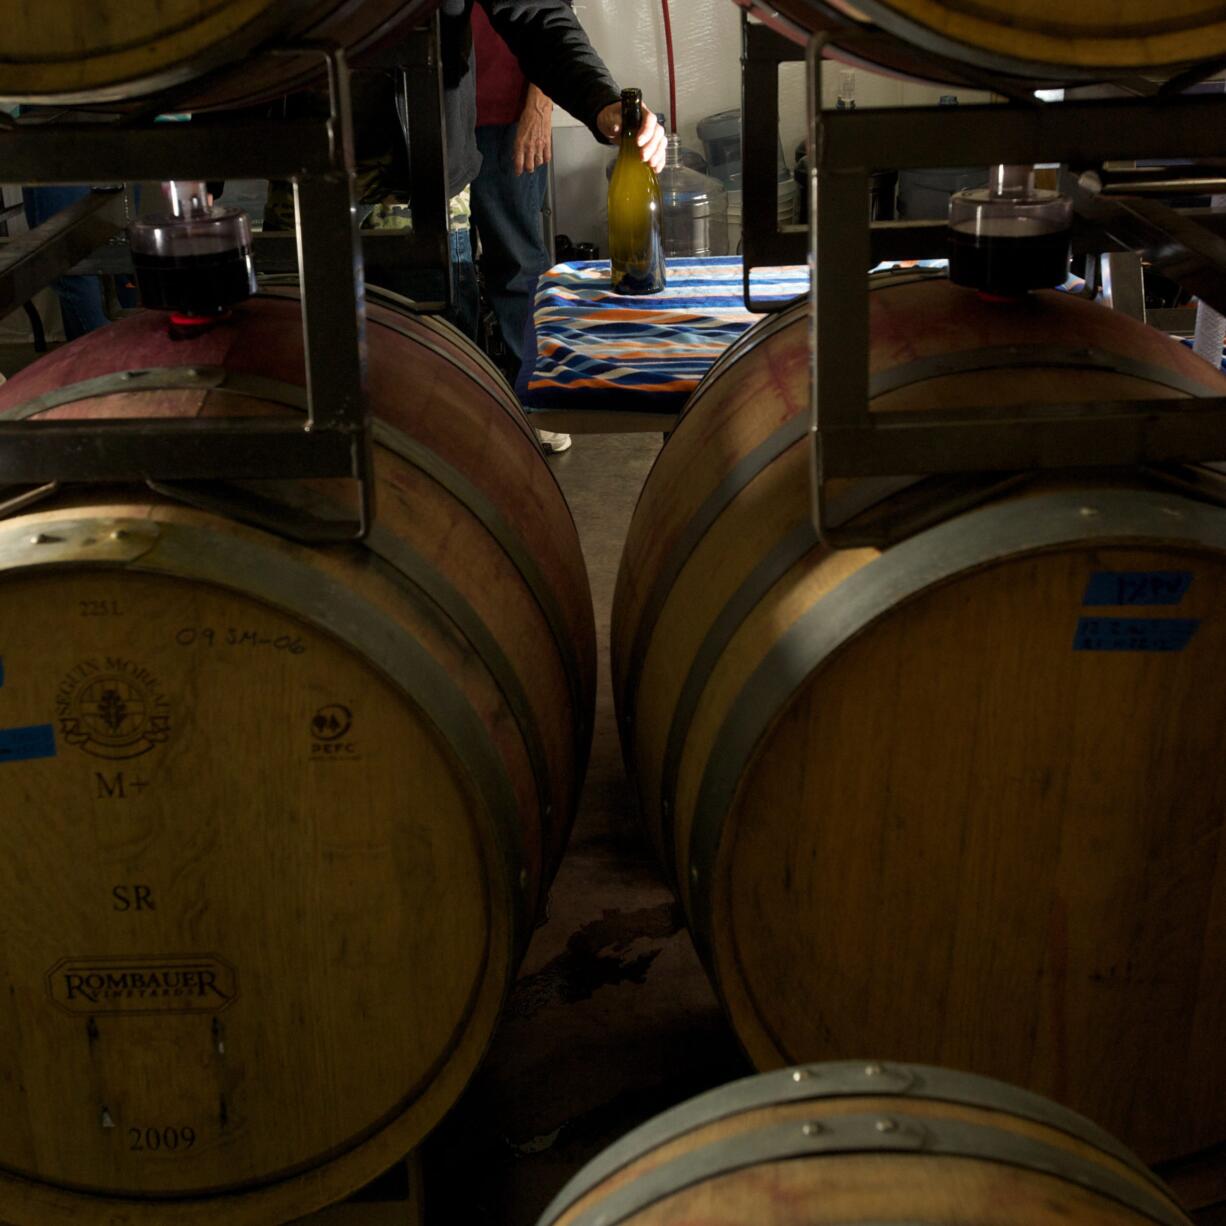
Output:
[
  {"xmin": 0, "ymin": 18, "xmax": 451, "ymax": 544},
  {"xmin": 740, "ymin": 18, "xmax": 1226, "ymax": 546}
]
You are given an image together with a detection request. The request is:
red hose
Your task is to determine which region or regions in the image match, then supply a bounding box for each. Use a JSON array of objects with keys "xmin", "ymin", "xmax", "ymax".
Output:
[{"xmin": 661, "ymin": 0, "xmax": 678, "ymax": 133}]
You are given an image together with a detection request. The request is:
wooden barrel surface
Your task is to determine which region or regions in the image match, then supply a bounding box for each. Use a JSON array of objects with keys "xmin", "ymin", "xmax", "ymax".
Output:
[
  {"xmin": 538, "ymin": 1061, "xmax": 1193, "ymax": 1226},
  {"xmin": 0, "ymin": 289, "xmax": 595, "ymax": 1224},
  {"xmin": 0, "ymin": 0, "xmax": 439, "ymax": 110},
  {"xmin": 739, "ymin": 0, "xmax": 1226, "ymax": 84},
  {"xmin": 612, "ymin": 275, "xmax": 1226, "ymax": 1164}
]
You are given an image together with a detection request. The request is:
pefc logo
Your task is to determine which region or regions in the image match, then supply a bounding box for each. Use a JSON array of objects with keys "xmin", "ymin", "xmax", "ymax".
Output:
[
  {"xmin": 46, "ymin": 955, "xmax": 237, "ymax": 1015},
  {"xmin": 310, "ymin": 703, "xmax": 360, "ymax": 760}
]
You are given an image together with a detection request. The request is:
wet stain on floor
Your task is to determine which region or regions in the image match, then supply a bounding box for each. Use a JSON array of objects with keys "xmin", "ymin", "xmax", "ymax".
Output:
[{"xmin": 507, "ymin": 902, "xmax": 685, "ymax": 1019}]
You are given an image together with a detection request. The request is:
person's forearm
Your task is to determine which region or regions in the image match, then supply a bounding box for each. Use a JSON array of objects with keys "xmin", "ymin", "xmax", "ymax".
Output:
[
  {"xmin": 523, "ymin": 82, "xmax": 551, "ymax": 120},
  {"xmin": 514, "ymin": 83, "xmax": 553, "ymax": 174}
]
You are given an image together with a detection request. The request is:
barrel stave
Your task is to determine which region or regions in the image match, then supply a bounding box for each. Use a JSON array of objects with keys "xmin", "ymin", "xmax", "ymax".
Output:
[
  {"xmin": 0, "ymin": 294, "xmax": 594, "ymax": 1223},
  {"xmin": 540, "ymin": 1062, "xmax": 1191, "ymax": 1225},
  {"xmin": 750, "ymin": 0, "xmax": 1226, "ymax": 82},
  {"xmin": 0, "ymin": 1, "xmax": 440, "ymax": 111},
  {"xmin": 614, "ymin": 278, "xmax": 1226, "ymax": 1163}
]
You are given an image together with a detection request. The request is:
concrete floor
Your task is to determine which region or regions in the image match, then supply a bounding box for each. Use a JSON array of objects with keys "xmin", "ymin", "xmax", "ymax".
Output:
[{"xmin": 419, "ymin": 433, "xmax": 751, "ymax": 1225}]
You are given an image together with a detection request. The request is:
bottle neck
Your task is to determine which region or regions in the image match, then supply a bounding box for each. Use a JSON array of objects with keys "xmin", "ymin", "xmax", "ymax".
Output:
[{"xmin": 620, "ymin": 98, "xmax": 642, "ymax": 143}]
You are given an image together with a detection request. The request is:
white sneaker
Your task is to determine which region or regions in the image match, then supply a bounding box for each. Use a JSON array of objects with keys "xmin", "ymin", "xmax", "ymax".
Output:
[{"xmin": 536, "ymin": 428, "xmax": 573, "ymax": 454}]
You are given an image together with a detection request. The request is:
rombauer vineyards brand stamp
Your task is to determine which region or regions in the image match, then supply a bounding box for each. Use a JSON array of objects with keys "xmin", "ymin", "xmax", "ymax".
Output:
[
  {"xmin": 46, "ymin": 955, "xmax": 237, "ymax": 1015},
  {"xmin": 56, "ymin": 657, "xmax": 170, "ymax": 759}
]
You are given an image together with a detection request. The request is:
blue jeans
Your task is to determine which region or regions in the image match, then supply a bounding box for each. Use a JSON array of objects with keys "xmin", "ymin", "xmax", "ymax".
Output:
[
  {"xmin": 23, "ymin": 186, "xmax": 110, "ymax": 340},
  {"xmin": 470, "ymin": 124, "xmax": 549, "ymax": 375}
]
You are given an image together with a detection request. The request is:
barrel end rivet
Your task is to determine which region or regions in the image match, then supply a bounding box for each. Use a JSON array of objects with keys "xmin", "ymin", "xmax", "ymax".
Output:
[
  {"xmin": 110, "ymin": 529, "xmax": 130, "ymax": 541},
  {"xmin": 30, "ymin": 533, "xmax": 62, "ymax": 545},
  {"xmin": 791, "ymin": 1068, "xmax": 811, "ymax": 1082},
  {"xmin": 801, "ymin": 1121, "xmax": 822, "ymax": 1136},
  {"xmin": 864, "ymin": 1062, "xmax": 883, "ymax": 1076},
  {"xmin": 875, "ymin": 1117, "xmax": 897, "ymax": 1133}
]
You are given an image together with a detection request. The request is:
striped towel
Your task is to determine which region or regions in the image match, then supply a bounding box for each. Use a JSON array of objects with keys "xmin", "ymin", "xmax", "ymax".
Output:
[
  {"xmin": 516, "ymin": 257, "xmax": 808, "ymax": 413},
  {"xmin": 515, "ymin": 255, "xmax": 1226, "ymax": 411}
]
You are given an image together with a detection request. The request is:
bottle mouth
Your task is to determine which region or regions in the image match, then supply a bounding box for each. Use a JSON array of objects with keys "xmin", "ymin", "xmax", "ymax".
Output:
[{"xmin": 620, "ymin": 86, "xmax": 644, "ymax": 134}]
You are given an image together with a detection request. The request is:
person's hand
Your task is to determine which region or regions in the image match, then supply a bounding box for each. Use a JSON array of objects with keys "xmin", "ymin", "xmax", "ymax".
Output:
[
  {"xmin": 513, "ymin": 85, "xmax": 553, "ymax": 176},
  {"xmin": 596, "ymin": 102, "xmax": 667, "ymax": 172}
]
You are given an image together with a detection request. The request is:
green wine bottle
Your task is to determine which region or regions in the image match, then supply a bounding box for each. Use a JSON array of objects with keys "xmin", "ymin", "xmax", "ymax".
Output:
[{"xmin": 608, "ymin": 87, "xmax": 665, "ymax": 295}]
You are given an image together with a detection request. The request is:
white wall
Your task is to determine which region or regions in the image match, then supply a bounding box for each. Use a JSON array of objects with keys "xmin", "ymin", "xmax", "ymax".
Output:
[{"xmin": 549, "ymin": 0, "xmax": 992, "ymax": 248}]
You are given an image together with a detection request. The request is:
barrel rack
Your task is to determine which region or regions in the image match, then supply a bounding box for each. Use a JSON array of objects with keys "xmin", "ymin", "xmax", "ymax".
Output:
[
  {"xmin": 0, "ymin": 18, "xmax": 452, "ymax": 544},
  {"xmin": 739, "ymin": 15, "xmax": 1226, "ymax": 547}
]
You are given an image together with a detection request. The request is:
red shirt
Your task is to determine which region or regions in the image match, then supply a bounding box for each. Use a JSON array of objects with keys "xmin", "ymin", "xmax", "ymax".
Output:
[{"xmin": 472, "ymin": 3, "xmax": 528, "ymax": 127}]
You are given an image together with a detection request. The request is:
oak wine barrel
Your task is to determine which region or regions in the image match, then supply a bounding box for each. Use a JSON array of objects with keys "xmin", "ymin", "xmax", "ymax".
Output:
[
  {"xmin": 612, "ymin": 273, "xmax": 1226, "ymax": 1164},
  {"xmin": 0, "ymin": 0, "xmax": 440, "ymax": 111},
  {"xmin": 737, "ymin": 0, "xmax": 1226, "ymax": 87},
  {"xmin": 538, "ymin": 1061, "xmax": 1193, "ymax": 1225},
  {"xmin": 0, "ymin": 287, "xmax": 595, "ymax": 1224}
]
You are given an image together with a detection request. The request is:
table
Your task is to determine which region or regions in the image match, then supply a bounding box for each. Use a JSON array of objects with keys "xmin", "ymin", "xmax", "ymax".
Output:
[
  {"xmin": 514, "ymin": 256, "xmax": 1226, "ymax": 435},
  {"xmin": 515, "ymin": 256, "xmax": 807, "ymax": 433}
]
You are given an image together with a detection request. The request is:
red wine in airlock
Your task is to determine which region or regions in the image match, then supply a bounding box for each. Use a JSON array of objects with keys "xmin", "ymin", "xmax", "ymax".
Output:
[
  {"xmin": 132, "ymin": 247, "xmax": 256, "ymax": 315},
  {"xmin": 948, "ymin": 217, "xmax": 1070, "ymax": 295}
]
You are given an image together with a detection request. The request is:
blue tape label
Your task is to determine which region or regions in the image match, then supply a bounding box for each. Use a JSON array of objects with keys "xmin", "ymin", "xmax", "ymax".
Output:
[
  {"xmin": 1082, "ymin": 571, "xmax": 1193, "ymax": 607},
  {"xmin": 0, "ymin": 724, "xmax": 56, "ymax": 763},
  {"xmin": 1074, "ymin": 617, "xmax": 1200, "ymax": 652}
]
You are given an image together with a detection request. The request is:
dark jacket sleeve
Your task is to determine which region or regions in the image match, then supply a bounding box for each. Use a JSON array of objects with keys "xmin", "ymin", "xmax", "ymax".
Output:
[{"xmin": 477, "ymin": 0, "xmax": 621, "ymax": 141}]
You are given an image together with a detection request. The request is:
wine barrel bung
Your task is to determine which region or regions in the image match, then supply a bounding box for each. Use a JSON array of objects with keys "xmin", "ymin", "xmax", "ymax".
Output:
[
  {"xmin": 739, "ymin": 0, "xmax": 1226, "ymax": 86},
  {"xmin": 0, "ymin": 0, "xmax": 438, "ymax": 110},
  {"xmin": 537, "ymin": 1061, "xmax": 1194, "ymax": 1226},
  {"xmin": 0, "ymin": 287, "xmax": 595, "ymax": 1224},
  {"xmin": 612, "ymin": 273, "xmax": 1226, "ymax": 1164}
]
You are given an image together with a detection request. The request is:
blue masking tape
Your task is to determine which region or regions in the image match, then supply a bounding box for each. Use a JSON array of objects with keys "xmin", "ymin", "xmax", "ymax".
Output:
[
  {"xmin": 1082, "ymin": 571, "xmax": 1194, "ymax": 607},
  {"xmin": 1074, "ymin": 617, "xmax": 1199, "ymax": 653},
  {"xmin": 0, "ymin": 724, "xmax": 56, "ymax": 763}
]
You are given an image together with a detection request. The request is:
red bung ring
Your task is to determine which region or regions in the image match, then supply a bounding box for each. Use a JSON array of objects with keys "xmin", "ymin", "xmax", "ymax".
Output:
[{"xmin": 166, "ymin": 310, "xmax": 232, "ymax": 339}]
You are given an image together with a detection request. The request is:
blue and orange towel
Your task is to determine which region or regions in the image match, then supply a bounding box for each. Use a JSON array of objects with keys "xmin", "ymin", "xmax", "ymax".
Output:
[
  {"xmin": 515, "ymin": 256, "xmax": 1226, "ymax": 414},
  {"xmin": 515, "ymin": 257, "xmax": 808, "ymax": 414}
]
